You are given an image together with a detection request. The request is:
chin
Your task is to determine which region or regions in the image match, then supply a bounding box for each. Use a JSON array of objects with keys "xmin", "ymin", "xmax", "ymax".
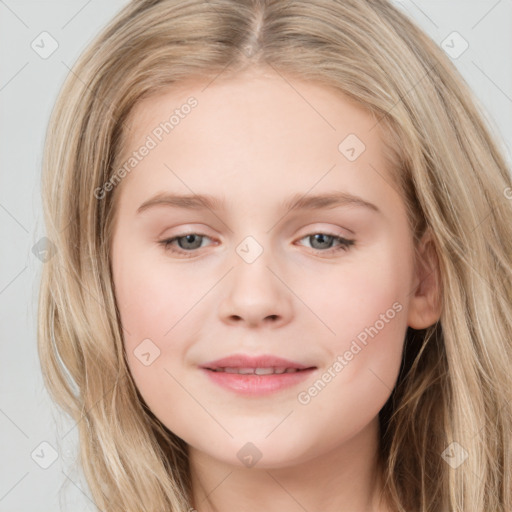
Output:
[{"xmin": 205, "ymin": 435, "xmax": 315, "ymax": 470}]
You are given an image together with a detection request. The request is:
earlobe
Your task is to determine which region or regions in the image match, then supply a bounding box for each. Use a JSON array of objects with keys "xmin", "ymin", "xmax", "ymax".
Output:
[{"xmin": 407, "ymin": 228, "xmax": 442, "ymax": 329}]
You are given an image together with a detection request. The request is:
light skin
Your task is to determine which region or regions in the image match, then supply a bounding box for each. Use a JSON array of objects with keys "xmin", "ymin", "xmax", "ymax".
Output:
[{"xmin": 110, "ymin": 65, "xmax": 441, "ymax": 512}]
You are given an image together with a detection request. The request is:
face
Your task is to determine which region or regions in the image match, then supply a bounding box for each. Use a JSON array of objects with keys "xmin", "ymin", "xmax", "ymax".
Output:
[{"xmin": 110, "ymin": 66, "xmax": 436, "ymax": 469}]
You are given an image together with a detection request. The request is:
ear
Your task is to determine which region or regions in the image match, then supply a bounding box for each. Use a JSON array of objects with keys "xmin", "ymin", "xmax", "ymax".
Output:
[{"xmin": 407, "ymin": 228, "xmax": 442, "ymax": 329}]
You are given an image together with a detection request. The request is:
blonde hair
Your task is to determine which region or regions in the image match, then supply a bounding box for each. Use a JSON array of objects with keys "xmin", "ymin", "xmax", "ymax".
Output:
[{"xmin": 38, "ymin": 0, "xmax": 512, "ymax": 510}]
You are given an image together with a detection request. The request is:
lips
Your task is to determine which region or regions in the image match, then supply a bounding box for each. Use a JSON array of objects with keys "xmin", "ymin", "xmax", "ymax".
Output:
[
  {"xmin": 199, "ymin": 354, "xmax": 317, "ymax": 395},
  {"xmin": 211, "ymin": 367, "xmax": 303, "ymax": 375},
  {"xmin": 200, "ymin": 354, "xmax": 314, "ymax": 372}
]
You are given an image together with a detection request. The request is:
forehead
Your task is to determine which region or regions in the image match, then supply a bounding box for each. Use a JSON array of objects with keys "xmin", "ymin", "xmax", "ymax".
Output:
[
  {"xmin": 113, "ymin": 68, "xmax": 401, "ymax": 217},
  {"xmin": 121, "ymin": 67, "xmax": 381, "ymax": 159}
]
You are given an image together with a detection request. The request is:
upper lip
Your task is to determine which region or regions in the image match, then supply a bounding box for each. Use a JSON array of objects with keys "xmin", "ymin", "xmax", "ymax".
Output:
[{"xmin": 200, "ymin": 354, "xmax": 315, "ymax": 371}]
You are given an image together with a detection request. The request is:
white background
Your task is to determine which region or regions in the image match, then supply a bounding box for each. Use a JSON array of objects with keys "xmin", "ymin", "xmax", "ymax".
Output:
[{"xmin": 1, "ymin": 1, "xmax": 511, "ymax": 510}]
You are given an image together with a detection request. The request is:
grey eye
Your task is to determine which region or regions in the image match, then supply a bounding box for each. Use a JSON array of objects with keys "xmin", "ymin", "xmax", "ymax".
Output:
[
  {"xmin": 308, "ymin": 233, "xmax": 336, "ymax": 250},
  {"xmin": 175, "ymin": 234, "xmax": 205, "ymax": 250}
]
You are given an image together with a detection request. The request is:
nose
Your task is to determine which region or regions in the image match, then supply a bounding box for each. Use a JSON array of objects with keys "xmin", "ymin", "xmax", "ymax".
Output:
[{"xmin": 218, "ymin": 249, "xmax": 293, "ymax": 329}]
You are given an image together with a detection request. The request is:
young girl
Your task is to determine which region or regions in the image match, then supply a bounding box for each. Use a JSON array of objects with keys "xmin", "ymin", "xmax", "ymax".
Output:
[{"xmin": 37, "ymin": 1, "xmax": 512, "ymax": 511}]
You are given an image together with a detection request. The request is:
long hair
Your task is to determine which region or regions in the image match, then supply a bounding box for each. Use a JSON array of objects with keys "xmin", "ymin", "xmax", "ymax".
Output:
[{"xmin": 37, "ymin": 0, "xmax": 512, "ymax": 510}]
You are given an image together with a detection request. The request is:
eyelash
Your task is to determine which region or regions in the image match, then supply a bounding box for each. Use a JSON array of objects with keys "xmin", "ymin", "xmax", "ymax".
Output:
[{"xmin": 158, "ymin": 232, "xmax": 355, "ymax": 258}]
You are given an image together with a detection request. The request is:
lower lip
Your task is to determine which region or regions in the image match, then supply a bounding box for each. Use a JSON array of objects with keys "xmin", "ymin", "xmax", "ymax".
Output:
[{"xmin": 200, "ymin": 368, "xmax": 316, "ymax": 395}]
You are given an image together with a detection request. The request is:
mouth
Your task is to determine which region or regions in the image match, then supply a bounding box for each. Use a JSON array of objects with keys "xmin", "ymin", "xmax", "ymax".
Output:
[
  {"xmin": 199, "ymin": 354, "xmax": 317, "ymax": 395},
  {"xmin": 207, "ymin": 367, "xmax": 311, "ymax": 375}
]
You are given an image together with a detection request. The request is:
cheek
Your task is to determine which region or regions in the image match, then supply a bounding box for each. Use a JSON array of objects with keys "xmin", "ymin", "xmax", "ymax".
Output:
[
  {"xmin": 111, "ymin": 244, "xmax": 187, "ymax": 378},
  {"xmin": 300, "ymin": 239, "xmax": 412, "ymax": 413},
  {"xmin": 113, "ymin": 265, "xmax": 192, "ymax": 429},
  {"xmin": 309, "ymin": 240, "xmax": 411, "ymax": 350},
  {"xmin": 113, "ymin": 246, "xmax": 202, "ymax": 343}
]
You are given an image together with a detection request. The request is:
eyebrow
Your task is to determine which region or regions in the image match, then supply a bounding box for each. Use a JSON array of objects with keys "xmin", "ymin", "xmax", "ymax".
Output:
[{"xmin": 136, "ymin": 191, "xmax": 380, "ymax": 215}]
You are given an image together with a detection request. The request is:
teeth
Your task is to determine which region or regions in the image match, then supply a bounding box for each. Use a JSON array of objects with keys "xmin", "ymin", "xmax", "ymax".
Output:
[
  {"xmin": 212, "ymin": 367, "xmax": 301, "ymax": 375},
  {"xmin": 255, "ymin": 368, "xmax": 275, "ymax": 375}
]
